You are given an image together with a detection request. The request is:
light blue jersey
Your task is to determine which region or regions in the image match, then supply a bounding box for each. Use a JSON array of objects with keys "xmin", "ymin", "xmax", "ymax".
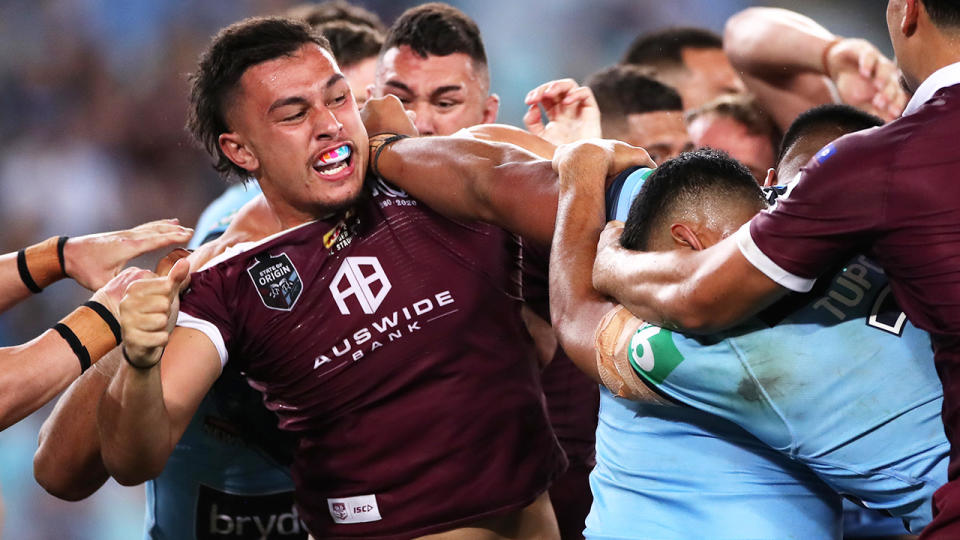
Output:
[
  {"xmin": 586, "ymin": 169, "xmax": 843, "ymax": 539},
  {"xmin": 187, "ymin": 182, "xmax": 262, "ymax": 250},
  {"xmin": 144, "ymin": 183, "xmax": 307, "ymax": 539},
  {"xmin": 587, "ymin": 391, "xmax": 842, "ymax": 539},
  {"xmin": 622, "ymin": 256, "xmax": 948, "ymax": 534}
]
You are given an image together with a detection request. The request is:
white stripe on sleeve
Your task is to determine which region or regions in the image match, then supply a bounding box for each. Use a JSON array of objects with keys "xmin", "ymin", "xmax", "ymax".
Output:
[{"xmin": 735, "ymin": 222, "xmax": 816, "ymax": 293}]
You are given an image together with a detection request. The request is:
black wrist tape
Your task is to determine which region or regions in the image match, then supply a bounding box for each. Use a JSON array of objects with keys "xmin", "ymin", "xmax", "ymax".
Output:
[
  {"xmin": 53, "ymin": 323, "xmax": 91, "ymax": 373},
  {"xmin": 57, "ymin": 236, "xmax": 69, "ymax": 276},
  {"xmin": 83, "ymin": 301, "xmax": 122, "ymax": 346},
  {"xmin": 17, "ymin": 249, "xmax": 43, "ymax": 293}
]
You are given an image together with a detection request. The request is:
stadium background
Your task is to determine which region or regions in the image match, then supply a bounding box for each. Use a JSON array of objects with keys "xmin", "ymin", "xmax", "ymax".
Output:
[{"xmin": 0, "ymin": 0, "xmax": 888, "ymax": 537}]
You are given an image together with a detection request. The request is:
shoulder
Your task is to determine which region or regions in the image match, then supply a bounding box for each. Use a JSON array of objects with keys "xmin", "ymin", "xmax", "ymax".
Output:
[{"xmin": 190, "ymin": 183, "xmax": 263, "ymax": 248}]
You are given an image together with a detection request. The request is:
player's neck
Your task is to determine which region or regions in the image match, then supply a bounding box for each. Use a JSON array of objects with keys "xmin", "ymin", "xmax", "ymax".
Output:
[
  {"xmin": 908, "ymin": 31, "xmax": 960, "ymax": 89},
  {"xmin": 261, "ymin": 196, "xmax": 314, "ymax": 231}
]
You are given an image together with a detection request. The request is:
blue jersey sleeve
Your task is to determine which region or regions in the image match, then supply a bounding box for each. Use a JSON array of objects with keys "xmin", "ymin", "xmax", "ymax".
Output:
[{"xmin": 605, "ymin": 167, "xmax": 653, "ymax": 222}]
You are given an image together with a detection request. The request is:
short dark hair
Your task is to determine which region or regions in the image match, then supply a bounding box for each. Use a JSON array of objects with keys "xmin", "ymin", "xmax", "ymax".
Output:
[
  {"xmin": 586, "ymin": 65, "xmax": 683, "ymax": 135},
  {"xmin": 620, "ymin": 149, "xmax": 766, "ymax": 251},
  {"xmin": 922, "ymin": 0, "xmax": 960, "ymax": 29},
  {"xmin": 187, "ymin": 17, "xmax": 331, "ymax": 180},
  {"xmin": 383, "ymin": 3, "xmax": 487, "ymax": 67},
  {"xmin": 622, "ymin": 27, "xmax": 723, "ymax": 69},
  {"xmin": 317, "ymin": 20, "xmax": 384, "ymax": 67},
  {"xmin": 688, "ymin": 94, "xmax": 782, "ymax": 157},
  {"xmin": 287, "ymin": 1, "xmax": 386, "ymax": 32},
  {"xmin": 777, "ymin": 104, "xmax": 883, "ymax": 165}
]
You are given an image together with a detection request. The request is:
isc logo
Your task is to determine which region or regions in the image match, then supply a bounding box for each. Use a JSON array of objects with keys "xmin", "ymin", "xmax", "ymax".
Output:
[
  {"xmin": 329, "ymin": 257, "xmax": 392, "ymax": 315},
  {"xmin": 327, "ymin": 494, "xmax": 382, "ymax": 524}
]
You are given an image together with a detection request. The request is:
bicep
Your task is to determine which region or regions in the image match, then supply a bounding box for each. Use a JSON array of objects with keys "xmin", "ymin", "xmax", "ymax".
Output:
[
  {"xmin": 158, "ymin": 327, "xmax": 222, "ymax": 442},
  {"xmin": 378, "ymin": 137, "xmax": 558, "ymax": 243}
]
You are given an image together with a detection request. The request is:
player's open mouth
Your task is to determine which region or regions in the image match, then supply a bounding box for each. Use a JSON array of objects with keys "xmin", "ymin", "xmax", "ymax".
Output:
[{"xmin": 313, "ymin": 144, "xmax": 354, "ymax": 179}]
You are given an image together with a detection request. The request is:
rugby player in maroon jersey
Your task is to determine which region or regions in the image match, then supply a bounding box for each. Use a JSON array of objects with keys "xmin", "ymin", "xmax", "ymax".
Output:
[{"xmin": 97, "ymin": 17, "xmax": 634, "ymax": 540}]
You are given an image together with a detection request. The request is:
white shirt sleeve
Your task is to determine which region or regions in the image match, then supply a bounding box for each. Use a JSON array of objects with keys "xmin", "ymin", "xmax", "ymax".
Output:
[{"xmin": 735, "ymin": 222, "xmax": 817, "ymax": 293}]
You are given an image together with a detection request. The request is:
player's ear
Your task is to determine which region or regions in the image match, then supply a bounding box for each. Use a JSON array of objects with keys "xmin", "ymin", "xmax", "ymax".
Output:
[
  {"xmin": 902, "ymin": 0, "xmax": 919, "ymax": 36},
  {"xmin": 763, "ymin": 168, "xmax": 777, "ymax": 188},
  {"xmin": 219, "ymin": 132, "xmax": 259, "ymax": 174},
  {"xmin": 482, "ymin": 94, "xmax": 500, "ymax": 125},
  {"xmin": 670, "ymin": 223, "xmax": 705, "ymax": 251}
]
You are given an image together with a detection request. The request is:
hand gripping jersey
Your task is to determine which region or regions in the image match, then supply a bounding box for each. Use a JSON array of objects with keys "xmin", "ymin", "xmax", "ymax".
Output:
[
  {"xmin": 583, "ymin": 168, "xmax": 843, "ymax": 539},
  {"xmin": 600, "ymin": 255, "xmax": 948, "ymax": 534},
  {"xmin": 176, "ymin": 179, "xmax": 566, "ymax": 539},
  {"xmin": 145, "ymin": 182, "xmax": 306, "ymax": 540}
]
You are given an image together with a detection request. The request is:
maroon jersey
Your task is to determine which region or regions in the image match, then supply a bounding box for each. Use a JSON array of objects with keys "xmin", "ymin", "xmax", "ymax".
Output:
[
  {"xmin": 739, "ymin": 80, "xmax": 960, "ymax": 537},
  {"xmin": 177, "ymin": 178, "xmax": 566, "ymax": 539}
]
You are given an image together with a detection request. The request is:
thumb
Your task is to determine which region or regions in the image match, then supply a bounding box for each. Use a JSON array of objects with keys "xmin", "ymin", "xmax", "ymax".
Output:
[
  {"xmin": 166, "ymin": 258, "xmax": 192, "ymax": 295},
  {"xmin": 155, "ymin": 248, "xmax": 192, "ymax": 276}
]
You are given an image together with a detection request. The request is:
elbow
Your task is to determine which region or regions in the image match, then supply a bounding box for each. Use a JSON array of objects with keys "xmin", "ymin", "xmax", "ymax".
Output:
[
  {"xmin": 723, "ymin": 8, "xmax": 767, "ymax": 68},
  {"xmin": 33, "ymin": 448, "xmax": 95, "ymax": 501}
]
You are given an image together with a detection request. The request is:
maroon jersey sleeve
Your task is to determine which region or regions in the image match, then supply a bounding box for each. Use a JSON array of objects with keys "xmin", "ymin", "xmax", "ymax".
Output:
[
  {"xmin": 739, "ymin": 128, "xmax": 888, "ymax": 292},
  {"xmin": 176, "ymin": 258, "xmax": 236, "ymax": 369}
]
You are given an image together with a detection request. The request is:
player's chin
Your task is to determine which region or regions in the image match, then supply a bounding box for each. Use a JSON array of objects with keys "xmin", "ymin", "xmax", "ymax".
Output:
[{"xmin": 315, "ymin": 178, "xmax": 364, "ymax": 214}]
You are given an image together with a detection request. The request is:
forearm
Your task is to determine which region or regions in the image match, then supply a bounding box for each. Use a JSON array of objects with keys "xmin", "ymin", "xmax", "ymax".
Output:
[
  {"xmin": 0, "ymin": 253, "xmax": 34, "ymax": 313},
  {"xmin": 724, "ymin": 7, "xmax": 835, "ymax": 77},
  {"xmin": 549, "ymin": 201, "xmax": 611, "ymax": 382},
  {"xmin": 0, "ymin": 237, "xmax": 69, "ymax": 313},
  {"xmin": 0, "ymin": 333, "xmax": 81, "ymax": 431},
  {"xmin": 592, "ymin": 237, "xmax": 785, "ymax": 333},
  {"xmin": 376, "ymin": 137, "xmax": 558, "ymax": 245},
  {"xmin": 457, "ymin": 124, "xmax": 556, "ymax": 160},
  {"xmin": 98, "ymin": 361, "xmax": 174, "ymax": 485},
  {"xmin": 549, "ymin": 156, "xmax": 617, "ymax": 383},
  {"xmin": 35, "ymin": 349, "xmax": 118, "ymax": 500}
]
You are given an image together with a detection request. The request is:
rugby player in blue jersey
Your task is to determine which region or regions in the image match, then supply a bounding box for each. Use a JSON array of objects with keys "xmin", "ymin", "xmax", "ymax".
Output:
[{"xmin": 549, "ymin": 141, "xmax": 946, "ymax": 538}]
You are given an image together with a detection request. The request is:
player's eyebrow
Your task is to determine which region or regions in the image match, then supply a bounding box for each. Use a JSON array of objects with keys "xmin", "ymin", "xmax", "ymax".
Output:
[
  {"xmin": 384, "ymin": 80, "xmax": 413, "ymax": 94},
  {"xmin": 325, "ymin": 73, "xmax": 346, "ymax": 89},
  {"xmin": 430, "ymin": 85, "xmax": 463, "ymax": 100},
  {"xmin": 268, "ymin": 96, "xmax": 308, "ymax": 113},
  {"xmin": 267, "ymin": 75, "xmax": 347, "ymax": 113}
]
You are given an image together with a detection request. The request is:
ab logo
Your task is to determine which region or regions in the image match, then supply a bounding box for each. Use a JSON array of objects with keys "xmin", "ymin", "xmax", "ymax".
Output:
[{"xmin": 330, "ymin": 257, "xmax": 392, "ymax": 315}]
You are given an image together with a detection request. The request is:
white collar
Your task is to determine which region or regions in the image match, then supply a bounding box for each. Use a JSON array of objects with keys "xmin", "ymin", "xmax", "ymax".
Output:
[{"xmin": 903, "ymin": 61, "xmax": 960, "ymax": 116}]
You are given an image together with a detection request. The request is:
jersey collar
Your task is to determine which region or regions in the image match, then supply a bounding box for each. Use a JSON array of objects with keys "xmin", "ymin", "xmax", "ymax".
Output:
[{"xmin": 904, "ymin": 61, "xmax": 960, "ymax": 116}]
